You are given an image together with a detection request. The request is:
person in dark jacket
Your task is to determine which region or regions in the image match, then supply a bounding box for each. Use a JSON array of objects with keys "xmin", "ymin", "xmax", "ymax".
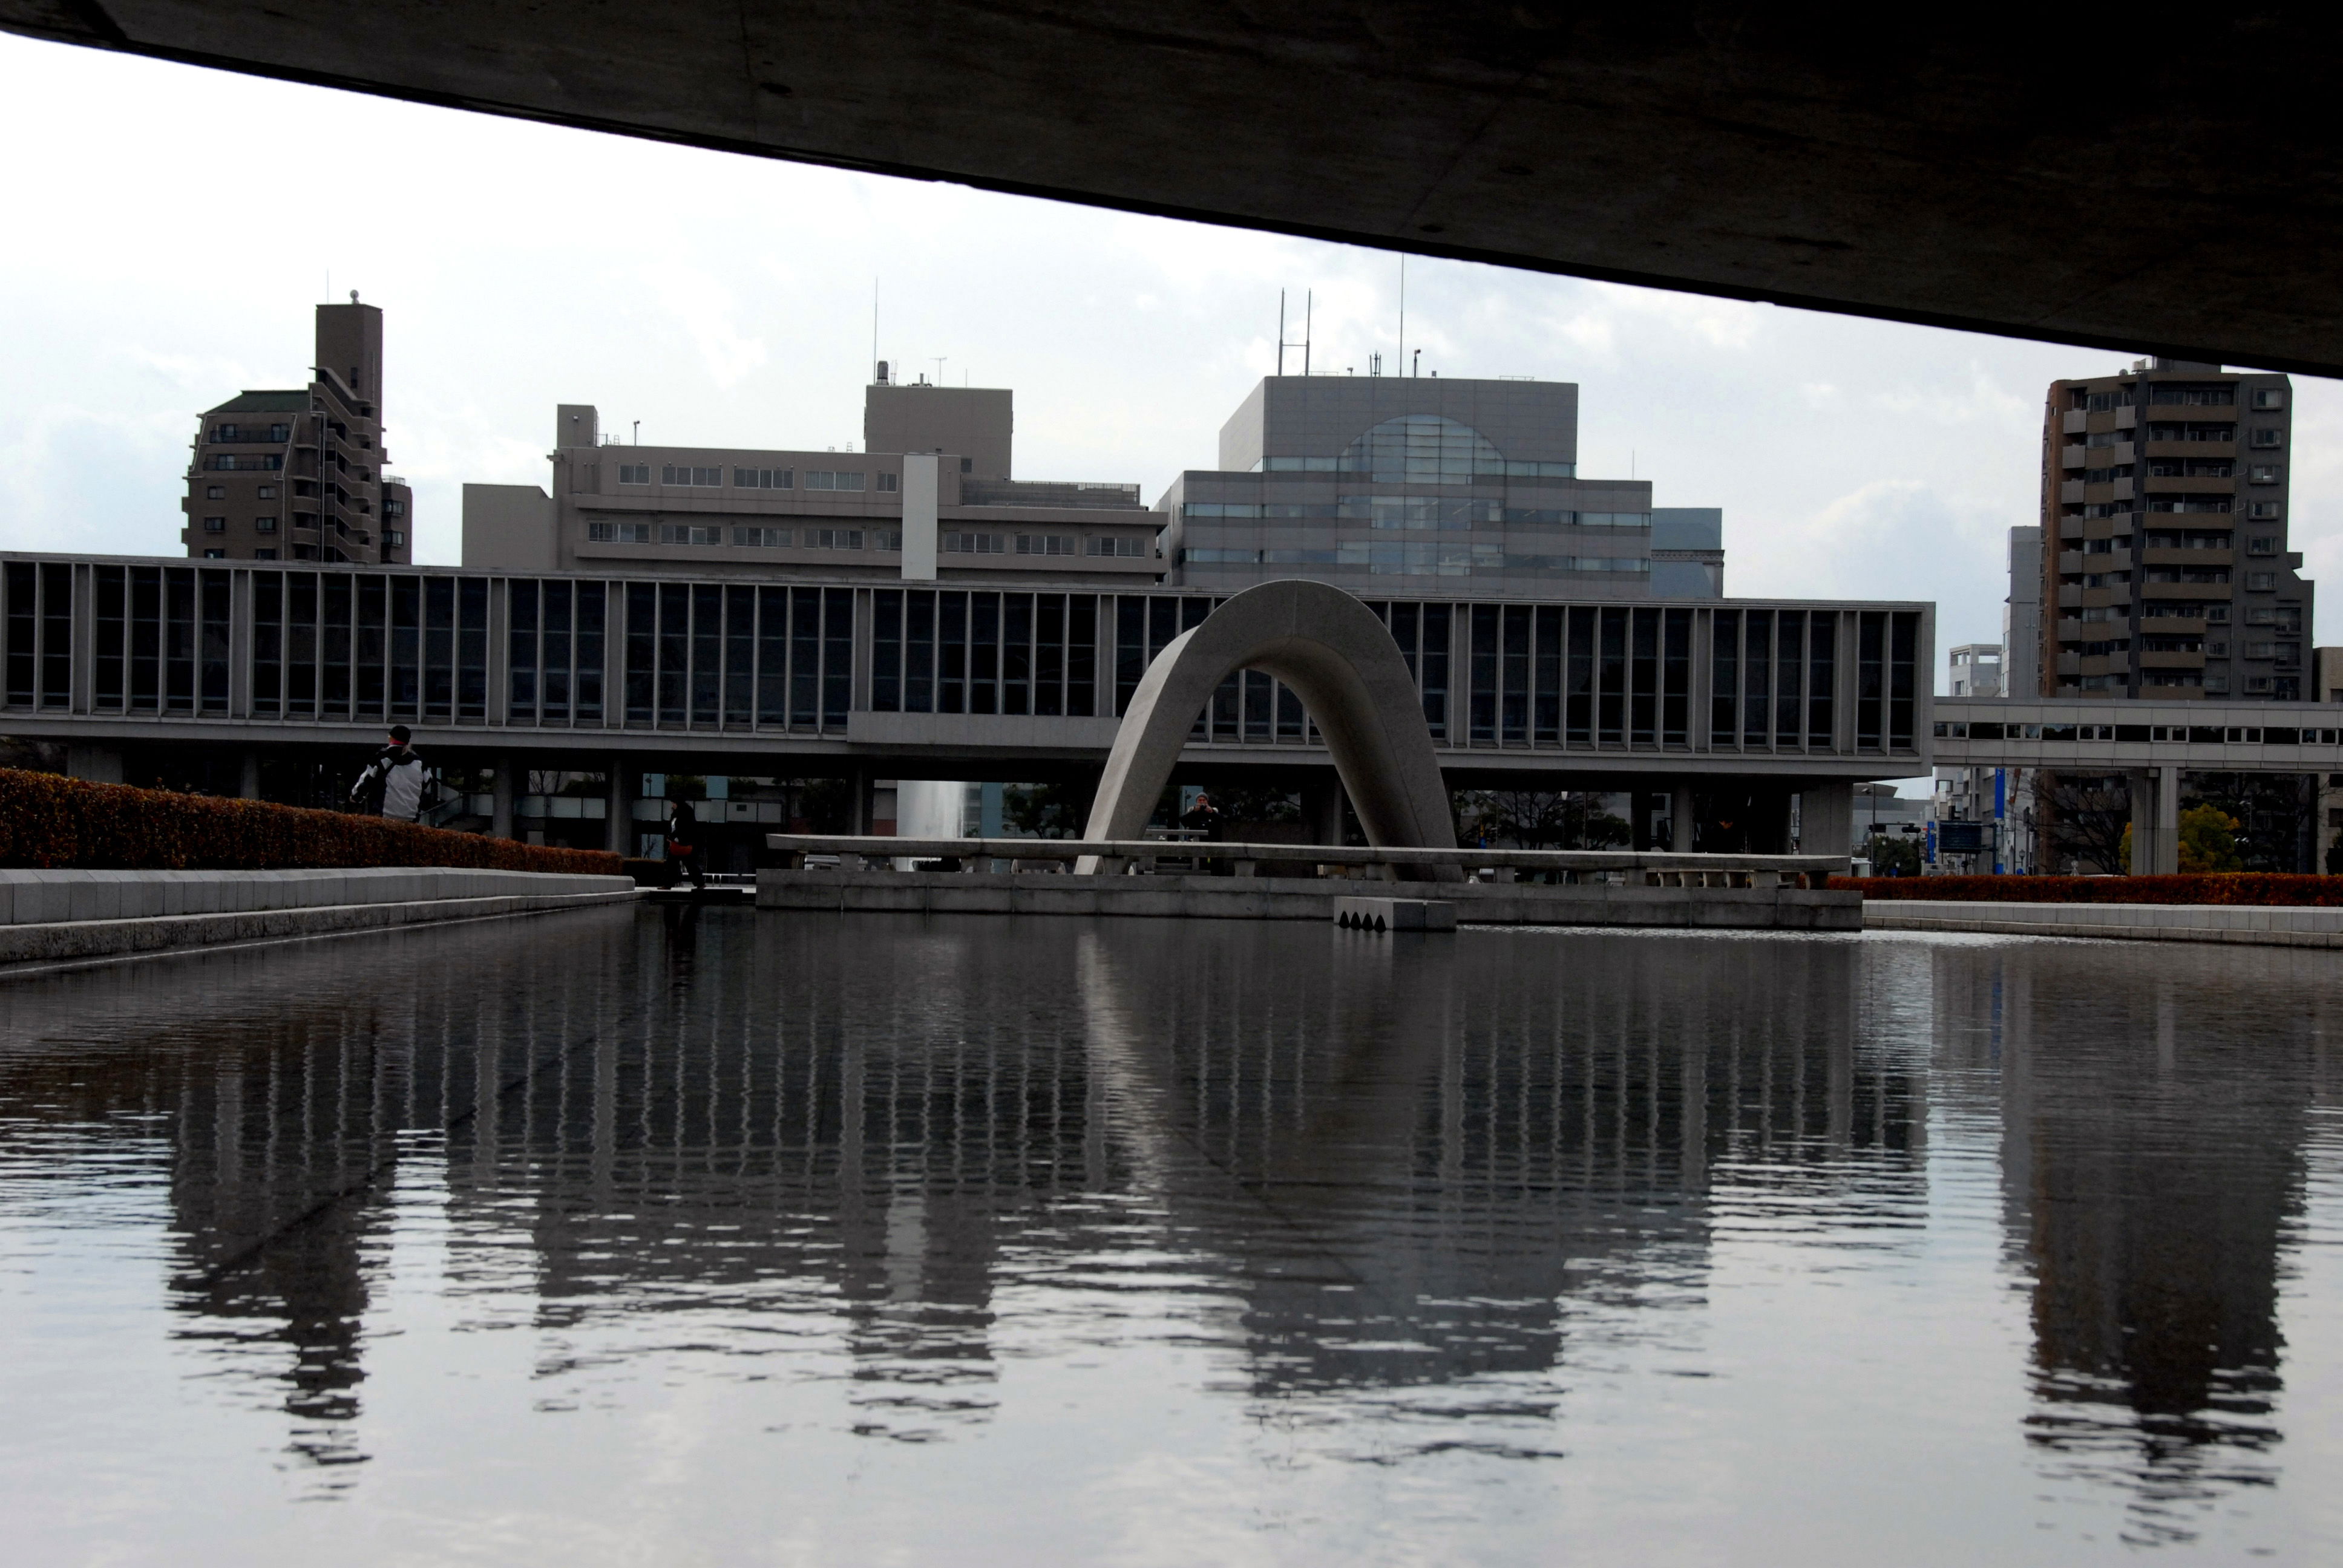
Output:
[
  {"xmin": 666, "ymin": 797, "xmax": 707, "ymax": 890},
  {"xmin": 350, "ymin": 725, "xmax": 429, "ymax": 822}
]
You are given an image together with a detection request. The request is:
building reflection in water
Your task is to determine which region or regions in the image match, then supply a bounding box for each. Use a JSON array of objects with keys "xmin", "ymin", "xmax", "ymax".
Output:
[
  {"xmin": 1930, "ymin": 940, "xmax": 2331, "ymax": 1546},
  {"xmin": 0, "ymin": 908, "xmax": 2328, "ymax": 1532}
]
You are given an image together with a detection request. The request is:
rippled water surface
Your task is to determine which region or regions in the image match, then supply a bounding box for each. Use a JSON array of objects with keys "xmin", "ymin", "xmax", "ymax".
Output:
[{"xmin": 5, "ymin": 907, "xmax": 2343, "ymax": 1564}]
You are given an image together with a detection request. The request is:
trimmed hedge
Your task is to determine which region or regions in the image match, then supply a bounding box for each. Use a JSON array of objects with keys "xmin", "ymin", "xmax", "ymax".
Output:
[
  {"xmin": 0, "ymin": 768, "xmax": 622, "ymax": 875},
  {"xmin": 1832, "ymin": 873, "xmax": 2343, "ymax": 907}
]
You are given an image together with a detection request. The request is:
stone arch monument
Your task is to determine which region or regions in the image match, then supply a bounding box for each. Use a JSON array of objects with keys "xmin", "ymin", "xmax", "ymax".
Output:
[{"xmin": 1080, "ymin": 580, "xmax": 1463, "ymax": 882}]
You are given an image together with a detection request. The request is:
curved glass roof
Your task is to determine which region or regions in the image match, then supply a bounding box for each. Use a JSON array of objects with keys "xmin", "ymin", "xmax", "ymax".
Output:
[{"xmin": 1337, "ymin": 414, "xmax": 1502, "ymax": 483}]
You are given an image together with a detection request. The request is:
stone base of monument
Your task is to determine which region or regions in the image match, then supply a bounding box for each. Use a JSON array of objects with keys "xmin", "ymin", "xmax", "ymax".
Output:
[
  {"xmin": 755, "ymin": 869, "xmax": 1860, "ymax": 931},
  {"xmin": 1333, "ymin": 897, "xmax": 1457, "ymax": 932}
]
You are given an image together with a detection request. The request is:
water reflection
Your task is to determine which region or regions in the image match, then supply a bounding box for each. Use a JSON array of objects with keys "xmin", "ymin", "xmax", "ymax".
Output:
[
  {"xmin": 0, "ymin": 910, "xmax": 2336, "ymax": 1554},
  {"xmin": 1931, "ymin": 944, "xmax": 2328, "ymax": 1544}
]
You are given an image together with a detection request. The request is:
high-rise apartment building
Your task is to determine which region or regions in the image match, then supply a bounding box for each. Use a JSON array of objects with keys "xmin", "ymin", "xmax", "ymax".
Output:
[
  {"xmin": 2042, "ymin": 358, "xmax": 2309, "ymax": 701},
  {"xmin": 180, "ymin": 299, "xmax": 411, "ymax": 566},
  {"xmin": 1161, "ymin": 376, "xmax": 1724, "ymax": 599}
]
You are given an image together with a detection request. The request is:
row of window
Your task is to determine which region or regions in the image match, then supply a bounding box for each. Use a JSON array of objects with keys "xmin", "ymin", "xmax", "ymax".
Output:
[
  {"xmin": 617, "ymin": 463, "xmax": 900, "ymax": 493},
  {"xmin": 1182, "ymin": 500, "xmax": 1650, "ymax": 528},
  {"xmin": 939, "ymin": 533, "xmax": 1147, "ymax": 557},
  {"xmin": 587, "ymin": 521, "xmax": 905, "ymax": 550},
  {"xmin": 208, "ymin": 422, "xmax": 294, "ymax": 444},
  {"xmin": 2071, "ymin": 386, "xmax": 2285, "ymax": 411},
  {"xmin": 7, "ymin": 564, "xmax": 1925, "ymax": 755},
  {"xmin": 1184, "ymin": 544, "xmax": 1650, "ymax": 576},
  {"xmin": 1938, "ymin": 720, "xmax": 2336, "ymax": 743},
  {"xmin": 1256, "ymin": 454, "xmax": 1579, "ymax": 479},
  {"xmin": 202, "ymin": 454, "xmax": 283, "ymax": 472},
  {"xmin": 201, "ymin": 517, "xmax": 279, "ymax": 532}
]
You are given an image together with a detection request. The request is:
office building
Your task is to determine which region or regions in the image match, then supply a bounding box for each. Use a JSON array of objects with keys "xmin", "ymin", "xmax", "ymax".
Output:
[
  {"xmin": 463, "ymin": 371, "xmax": 1162, "ymax": 585},
  {"xmin": 1159, "ymin": 376, "xmax": 1723, "ymax": 598},
  {"xmin": 181, "ymin": 299, "xmax": 411, "ymax": 566},
  {"xmin": 2042, "ymin": 359, "xmax": 2312, "ymax": 701}
]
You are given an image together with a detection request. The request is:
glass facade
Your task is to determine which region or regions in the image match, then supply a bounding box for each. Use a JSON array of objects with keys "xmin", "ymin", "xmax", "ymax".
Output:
[{"xmin": 2, "ymin": 557, "xmax": 1922, "ymax": 758}]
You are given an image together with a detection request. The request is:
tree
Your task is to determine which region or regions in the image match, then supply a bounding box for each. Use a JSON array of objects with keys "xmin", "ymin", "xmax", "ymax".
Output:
[
  {"xmin": 2039, "ymin": 771, "xmax": 2130, "ymax": 874},
  {"xmin": 1864, "ymin": 831, "xmax": 1921, "ymax": 876},
  {"xmin": 2177, "ymin": 803, "xmax": 2244, "ymax": 873},
  {"xmin": 1454, "ymin": 789, "xmax": 1628, "ymax": 849},
  {"xmin": 1002, "ymin": 780, "xmax": 1089, "ymax": 838}
]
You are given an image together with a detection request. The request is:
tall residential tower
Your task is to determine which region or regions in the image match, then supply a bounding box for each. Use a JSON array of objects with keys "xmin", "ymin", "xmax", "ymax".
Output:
[
  {"xmin": 180, "ymin": 298, "xmax": 411, "ymax": 566},
  {"xmin": 2042, "ymin": 359, "xmax": 2309, "ymax": 701}
]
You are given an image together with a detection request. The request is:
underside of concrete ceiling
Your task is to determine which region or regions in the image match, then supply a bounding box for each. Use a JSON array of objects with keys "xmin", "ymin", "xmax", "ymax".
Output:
[{"xmin": 9, "ymin": 2, "xmax": 2342, "ymax": 375}]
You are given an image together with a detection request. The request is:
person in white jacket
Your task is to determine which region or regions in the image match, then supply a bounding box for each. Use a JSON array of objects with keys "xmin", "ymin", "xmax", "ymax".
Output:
[{"xmin": 350, "ymin": 725, "xmax": 430, "ymax": 823}]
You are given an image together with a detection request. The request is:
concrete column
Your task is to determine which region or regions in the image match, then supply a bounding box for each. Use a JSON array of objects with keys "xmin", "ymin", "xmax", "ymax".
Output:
[
  {"xmin": 2128, "ymin": 765, "xmax": 2180, "ymax": 875},
  {"xmin": 607, "ymin": 758, "xmax": 637, "ymax": 857},
  {"xmin": 1303, "ymin": 773, "xmax": 1347, "ymax": 846},
  {"xmin": 1800, "ymin": 779, "xmax": 1855, "ymax": 858},
  {"xmin": 1670, "ymin": 783, "xmax": 1696, "ymax": 852},
  {"xmin": 238, "ymin": 751, "xmax": 261, "ymax": 801},
  {"xmin": 900, "ymin": 454, "xmax": 939, "ymax": 581},
  {"xmin": 850, "ymin": 767, "xmax": 871, "ymax": 834},
  {"xmin": 65, "ymin": 745, "xmax": 124, "ymax": 784},
  {"xmin": 491, "ymin": 755, "xmax": 516, "ymax": 839}
]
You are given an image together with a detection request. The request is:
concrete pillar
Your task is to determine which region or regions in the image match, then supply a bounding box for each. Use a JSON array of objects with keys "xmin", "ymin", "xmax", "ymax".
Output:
[
  {"xmin": 1303, "ymin": 773, "xmax": 1347, "ymax": 846},
  {"xmin": 491, "ymin": 755, "xmax": 516, "ymax": 839},
  {"xmin": 850, "ymin": 767, "xmax": 871, "ymax": 834},
  {"xmin": 2127, "ymin": 765, "xmax": 2180, "ymax": 875},
  {"xmin": 65, "ymin": 745, "xmax": 123, "ymax": 784},
  {"xmin": 607, "ymin": 758, "xmax": 637, "ymax": 857},
  {"xmin": 1670, "ymin": 783, "xmax": 1696, "ymax": 852},
  {"xmin": 238, "ymin": 751, "xmax": 261, "ymax": 801},
  {"xmin": 1800, "ymin": 779, "xmax": 1855, "ymax": 858}
]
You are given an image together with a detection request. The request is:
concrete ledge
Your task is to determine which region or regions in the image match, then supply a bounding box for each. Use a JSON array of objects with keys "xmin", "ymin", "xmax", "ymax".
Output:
[
  {"xmin": 756, "ymin": 869, "xmax": 1861, "ymax": 930},
  {"xmin": 1863, "ymin": 899, "xmax": 2343, "ymax": 948},
  {"xmin": 1, "ymin": 866, "xmax": 628, "ymax": 926},
  {"xmin": 0, "ymin": 884, "xmax": 636, "ymax": 975},
  {"xmin": 1334, "ymin": 897, "xmax": 1457, "ymax": 932}
]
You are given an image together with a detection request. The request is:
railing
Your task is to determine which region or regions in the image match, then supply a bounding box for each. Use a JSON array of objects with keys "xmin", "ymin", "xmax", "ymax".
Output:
[{"xmin": 766, "ymin": 834, "xmax": 1847, "ymax": 887}]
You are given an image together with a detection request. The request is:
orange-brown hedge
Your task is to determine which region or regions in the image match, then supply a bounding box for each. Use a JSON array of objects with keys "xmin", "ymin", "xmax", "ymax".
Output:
[
  {"xmin": 0, "ymin": 768, "xmax": 622, "ymax": 875},
  {"xmin": 1831, "ymin": 873, "xmax": 2343, "ymax": 907}
]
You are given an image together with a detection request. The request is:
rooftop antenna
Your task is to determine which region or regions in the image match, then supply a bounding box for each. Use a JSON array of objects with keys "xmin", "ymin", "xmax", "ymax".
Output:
[
  {"xmin": 871, "ymin": 278, "xmax": 880, "ymax": 381},
  {"xmin": 632, "ymin": 420, "xmax": 640, "ymax": 445},
  {"xmin": 1412, "ymin": 348, "xmax": 1421, "ymax": 378},
  {"xmin": 1278, "ymin": 289, "xmax": 1317, "ymax": 377},
  {"xmin": 932, "ymin": 356, "xmax": 948, "ymax": 385}
]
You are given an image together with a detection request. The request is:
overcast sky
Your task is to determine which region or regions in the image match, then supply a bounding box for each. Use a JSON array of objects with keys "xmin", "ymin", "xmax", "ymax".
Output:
[{"xmin": 6, "ymin": 31, "xmax": 2341, "ymax": 685}]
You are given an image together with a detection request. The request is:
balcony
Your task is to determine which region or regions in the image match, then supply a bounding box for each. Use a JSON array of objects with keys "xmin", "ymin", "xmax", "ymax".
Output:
[
  {"xmin": 2142, "ymin": 440, "xmax": 2236, "ymax": 459},
  {"xmin": 2141, "ymin": 474, "xmax": 2238, "ymax": 494},
  {"xmin": 2060, "ymin": 479, "xmax": 2084, "ymax": 503},
  {"xmin": 2141, "ymin": 546, "xmax": 2232, "ymax": 567},
  {"xmin": 2141, "ymin": 580, "xmax": 2231, "ymax": 600},
  {"xmin": 2140, "ymin": 649, "xmax": 2207, "ymax": 669},
  {"xmin": 2062, "ymin": 444, "xmax": 2086, "ymax": 469},
  {"xmin": 2138, "ymin": 615, "xmax": 2206, "ymax": 636}
]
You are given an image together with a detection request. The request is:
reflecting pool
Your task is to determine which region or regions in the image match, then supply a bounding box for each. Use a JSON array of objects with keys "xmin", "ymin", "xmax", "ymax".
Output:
[{"xmin": 4, "ymin": 908, "xmax": 2342, "ymax": 1564}]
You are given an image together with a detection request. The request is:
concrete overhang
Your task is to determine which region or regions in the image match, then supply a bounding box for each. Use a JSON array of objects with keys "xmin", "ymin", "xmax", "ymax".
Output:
[{"xmin": 9, "ymin": 4, "xmax": 2343, "ymax": 373}]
